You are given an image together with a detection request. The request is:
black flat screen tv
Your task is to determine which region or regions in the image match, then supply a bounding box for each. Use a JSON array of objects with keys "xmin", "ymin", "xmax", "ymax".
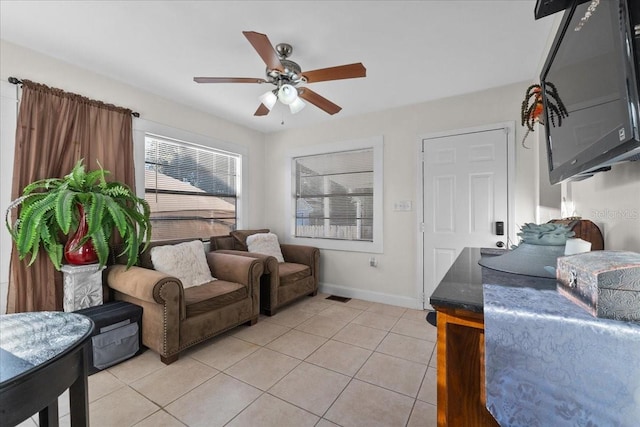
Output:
[{"xmin": 541, "ymin": 0, "xmax": 640, "ymax": 184}]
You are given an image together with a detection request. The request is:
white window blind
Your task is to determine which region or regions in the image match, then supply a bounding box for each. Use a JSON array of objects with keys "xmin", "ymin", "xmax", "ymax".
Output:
[
  {"xmin": 144, "ymin": 134, "xmax": 239, "ymax": 240},
  {"xmin": 294, "ymin": 148, "xmax": 374, "ymax": 241}
]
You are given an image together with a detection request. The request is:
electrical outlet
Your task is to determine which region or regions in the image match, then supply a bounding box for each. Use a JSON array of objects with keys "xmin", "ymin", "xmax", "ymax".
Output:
[{"xmin": 369, "ymin": 257, "xmax": 378, "ymax": 267}]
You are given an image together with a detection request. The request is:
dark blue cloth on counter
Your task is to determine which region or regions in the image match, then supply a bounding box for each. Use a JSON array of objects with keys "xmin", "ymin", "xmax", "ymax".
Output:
[{"xmin": 483, "ymin": 284, "xmax": 640, "ymax": 427}]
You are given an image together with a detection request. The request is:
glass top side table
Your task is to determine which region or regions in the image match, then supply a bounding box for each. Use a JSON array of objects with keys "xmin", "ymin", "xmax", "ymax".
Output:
[{"xmin": 0, "ymin": 311, "xmax": 94, "ymax": 426}]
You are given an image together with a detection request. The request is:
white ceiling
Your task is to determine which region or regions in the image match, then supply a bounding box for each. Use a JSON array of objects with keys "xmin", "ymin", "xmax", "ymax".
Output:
[{"xmin": 0, "ymin": 1, "xmax": 557, "ymax": 134}]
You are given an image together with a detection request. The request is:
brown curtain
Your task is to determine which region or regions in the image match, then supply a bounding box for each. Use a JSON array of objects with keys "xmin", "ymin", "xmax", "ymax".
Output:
[{"xmin": 7, "ymin": 80, "xmax": 135, "ymax": 313}]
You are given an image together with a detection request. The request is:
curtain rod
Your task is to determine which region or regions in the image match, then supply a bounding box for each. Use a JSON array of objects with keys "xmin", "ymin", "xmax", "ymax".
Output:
[{"xmin": 8, "ymin": 76, "xmax": 140, "ymax": 118}]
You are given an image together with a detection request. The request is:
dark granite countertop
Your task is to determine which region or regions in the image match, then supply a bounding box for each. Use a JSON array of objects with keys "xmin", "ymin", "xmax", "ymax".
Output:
[{"xmin": 429, "ymin": 247, "xmax": 557, "ymax": 313}]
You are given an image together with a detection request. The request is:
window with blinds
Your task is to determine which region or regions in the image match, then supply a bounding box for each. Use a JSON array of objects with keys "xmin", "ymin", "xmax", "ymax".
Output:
[
  {"xmin": 294, "ymin": 148, "xmax": 374, "ymax": 241},
  {"xmin": 144, "ymin": 134, "xmax": 239, "ymax": 240}
]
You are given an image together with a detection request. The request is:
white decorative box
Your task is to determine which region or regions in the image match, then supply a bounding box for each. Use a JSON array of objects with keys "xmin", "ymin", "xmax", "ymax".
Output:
[
  {"xmin": 556, "ymin": 251, "xmax": 640, "ymax": 322},
  {"xmin": 61, "ymin": 263, "xmax": 106, "ymax": 312}
]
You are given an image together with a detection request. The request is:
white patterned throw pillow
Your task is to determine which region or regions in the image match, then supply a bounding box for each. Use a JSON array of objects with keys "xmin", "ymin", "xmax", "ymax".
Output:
[
  {"xmin": 246, "ymin": 232, "xmax": 285, "ymax": 262},
  {"xmin": 151, "ymin": 240, "xmax": 216, "ymax": 288}
]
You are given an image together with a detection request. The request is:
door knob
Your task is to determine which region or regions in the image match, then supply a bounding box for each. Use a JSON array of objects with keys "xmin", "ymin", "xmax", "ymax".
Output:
[{"xmin": 496, "ymin": 241, "xmax": 505, "ymax": 248}]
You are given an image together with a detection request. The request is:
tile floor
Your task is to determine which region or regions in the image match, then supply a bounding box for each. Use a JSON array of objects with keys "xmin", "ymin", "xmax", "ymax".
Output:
[{"xmin": 18, "ymin": 293, "xmax": 438, "ymax": 427}]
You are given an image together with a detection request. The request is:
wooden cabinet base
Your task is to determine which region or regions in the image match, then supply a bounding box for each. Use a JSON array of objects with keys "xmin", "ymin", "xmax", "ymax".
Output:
[{"xmin": 436, "ymin": 308, "xmax": 499, "ymax": 427}]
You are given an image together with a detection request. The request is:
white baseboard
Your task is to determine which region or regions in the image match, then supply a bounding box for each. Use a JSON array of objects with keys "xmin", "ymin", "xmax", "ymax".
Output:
[{"xmin": 319, "ymin": 282, "xmax": 423, "ymax": 310}]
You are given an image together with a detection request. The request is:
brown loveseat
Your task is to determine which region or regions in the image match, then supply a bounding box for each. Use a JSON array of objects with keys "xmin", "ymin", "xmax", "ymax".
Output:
[
  {"xmin": 211, "ymin": 230, "xmax": 320, "ymax": 316},
  {"xmin": 107, "ymin": 238, "xmax": 263, "ymax": 364}
]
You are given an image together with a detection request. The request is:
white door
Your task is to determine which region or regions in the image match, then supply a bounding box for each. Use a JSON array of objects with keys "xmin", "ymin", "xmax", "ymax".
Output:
[{"xmin": 422, "ymin": 126, "xmax": 511, "ymax": 308}]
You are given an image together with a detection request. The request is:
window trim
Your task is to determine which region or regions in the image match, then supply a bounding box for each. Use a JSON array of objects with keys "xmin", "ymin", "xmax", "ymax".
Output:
[
  {"xmin": 285, "ymin": 136, "xmax": 383, "ymax": 253},
  {"xmin": 133, "ymin": 119, "xmax": 248, "ymax": 234}
]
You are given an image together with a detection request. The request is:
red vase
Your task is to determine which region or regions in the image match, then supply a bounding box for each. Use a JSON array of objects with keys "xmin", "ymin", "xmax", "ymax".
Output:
[{"xmin": 64, "ymin": 204, "xmax": 98, "ymax": 265}]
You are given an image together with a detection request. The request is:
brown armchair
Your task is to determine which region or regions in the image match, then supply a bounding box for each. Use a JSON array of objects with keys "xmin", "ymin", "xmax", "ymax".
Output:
[
  {"xmin": 106, "ymin": 238, "xmax": 263, "ymax": 364},
  {"xmin": 211, "ymin": 230, "xmax": 320, "ymax": 316}
]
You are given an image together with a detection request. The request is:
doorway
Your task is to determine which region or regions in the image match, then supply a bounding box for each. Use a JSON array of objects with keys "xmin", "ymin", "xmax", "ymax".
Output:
[{"xmin": 420, "ymin": 123, "xmax": 514, "ymax": 308}]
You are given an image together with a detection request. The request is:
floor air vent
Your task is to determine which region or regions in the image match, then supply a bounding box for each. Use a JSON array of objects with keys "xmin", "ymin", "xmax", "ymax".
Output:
[{"xmin": 325, "ymin": 295, "xmax": 351, "ymax": 303}]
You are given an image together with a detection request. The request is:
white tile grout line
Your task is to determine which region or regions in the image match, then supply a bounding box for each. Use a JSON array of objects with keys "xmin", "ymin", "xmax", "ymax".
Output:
[{"xmin": 88, "ymin": 298, "xmax": 436, "ymax": 427}]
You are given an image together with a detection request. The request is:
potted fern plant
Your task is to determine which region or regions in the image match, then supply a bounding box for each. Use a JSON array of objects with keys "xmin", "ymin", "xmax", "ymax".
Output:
[{"xmin": 5, "ymin": 159, "xmax": 151, "ymax": 270}]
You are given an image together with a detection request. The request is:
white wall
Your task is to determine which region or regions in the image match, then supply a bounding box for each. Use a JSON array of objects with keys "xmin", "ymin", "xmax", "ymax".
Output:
[
  {"xmin": 566, "ymin": 162, "xmax": 640, "ymax": 251},
  {"xmin": 0, "ymin": 42, "xmax": 266, "ymax": 220},
  {"xmin": 0, "ymin": 40, "xmax": 267, "ymax": 313},
  {"xmin": 535, "ymin": 128, "xmax": 562, "ymax": 223},
  {"xmin": 0, "ymin": 80, "xmax": 18, "ymax": 313},
  {"xmin": 530, "ymin": 11, "xmax": 640, "ymax": 250},
  {"xmin": 264, "ymin": 82, "xmax": 538, "ymax": 308},
  {"xmin": 18, "ymin": 37, "xmax": 633, "ymax": 311},
  {"xmin": 532, "ymin": 116, "xmax": 639, "ymax": 249}
]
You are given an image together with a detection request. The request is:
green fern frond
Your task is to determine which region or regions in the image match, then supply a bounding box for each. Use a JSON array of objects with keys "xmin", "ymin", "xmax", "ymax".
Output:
[
  {"xmin": 5, "ymin": 195, "xmax": 29, "ymax": 239},
  {"xmin": 103, "ymin": 196, "xmax": 128, "ymax": 238},
  {"xmin": 134, "ymin": 198, "xmax": 152, "ymax": 245},
  {"xmin": 96, "ymin": 160, "xmax": 110, "ymax": 190},
  {"xmin": 55, "ymin": 188, "xmax": 77, "ymax": 234},
  {"xmin": 90, "ymin": 228, "xmax": 110, "ymax": 268},
  {"xmin": 85, "ymin": 169, "xmax": 106, "ymax": 188},
  {"xmin": 24, "ymin": 249, "xmax": 39, "ymax": 267},
  {"xmin": 48, "ymin": 242, "xmax": 63, "ymax": 270},
  {"xmin": 15, "ymin": 192, "xmax": 57, "ymax": 258},
  {"xmin": 19, "ymin": 193, "xmax": 47, "ymax": 212},
  {"xmin": 68, "ymin": 160, "xmax": 87, "ymax": 189},
  {"xmin": 123, "ymin": 231, "xmax": 140, "ymax": 269},
  {"xmin": 138, "ymin": 199, "xmax": 152, "ymax": 253},
  {"xmin": 102, "ymin": 183, "xmax": 132, "ymax": 198},
  {"xmin": 23, "ymin": 177, "xmax": 60, "ymax": 195},
  {"xmin": 40, "ymin": 226, "xmax": 63, "ymax": 270},
  {"xmin": 22, "ymin": 180, "xmax": 44, "ymax": 195},
  {"xmin": 122, "ymin": 208, "xmax": 149, "ymax": 244},
  {"xmin": 86, "ymin": 193, "xmax": 106, "ymax": 239},
  {"xmin": 6, "ymin": 159, "xmax": 151, "ymax": 270},
  {"xmin": 19, "ymin": 203, "xmax": 58, "ymax": 265},
  {"xmin": 40, "ymin": 223, "xmax": 53, "ymax": 247}
]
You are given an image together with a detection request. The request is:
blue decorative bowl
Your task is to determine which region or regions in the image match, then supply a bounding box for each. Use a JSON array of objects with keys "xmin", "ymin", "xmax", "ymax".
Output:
[{"xmin": 478, "ymin": 243, "xmax": 566, "ymax": 279}]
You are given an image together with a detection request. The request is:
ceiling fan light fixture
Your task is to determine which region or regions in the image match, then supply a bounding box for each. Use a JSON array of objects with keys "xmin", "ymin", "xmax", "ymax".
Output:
[
  {"xmin": 259, "ymin": 90, "xmax": 278, "ymax": 110},
  {"xmin": 289, "ymin": 97, "xmax": 306, "ymax": 114},
  {"xmin": 278, "ymin": 84, "xmax": 298, "ymax": 105},
  {"xmin": 195, "ymin": 32, "xmax": 362, "ymax": 117}
]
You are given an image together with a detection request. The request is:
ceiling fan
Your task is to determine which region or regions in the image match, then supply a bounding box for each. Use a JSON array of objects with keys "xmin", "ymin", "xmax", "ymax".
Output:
[{"xmin": 194, "ymin": 31, "xmax": 366, "ymax": 117}]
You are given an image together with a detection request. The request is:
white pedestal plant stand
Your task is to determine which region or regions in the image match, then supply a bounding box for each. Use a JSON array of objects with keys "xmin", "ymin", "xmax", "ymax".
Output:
[{"xmin": 61, "ymin": 263, "xmax": 106, "ymax": 312}]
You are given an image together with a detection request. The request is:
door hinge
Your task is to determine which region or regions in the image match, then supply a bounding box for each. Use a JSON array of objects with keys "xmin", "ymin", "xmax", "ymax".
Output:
[{"xmin": 419, "ymin": 223, "xmax": 425, "ymax": 232}]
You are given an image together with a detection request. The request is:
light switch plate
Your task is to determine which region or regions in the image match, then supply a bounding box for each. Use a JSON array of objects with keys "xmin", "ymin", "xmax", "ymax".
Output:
[
  {"xmin": 393, "ymin": 200, "xmax": 412, "ymax": 212},
  {"xmin": 393, "ymin": 200, "xmax": 412, "ymax": 211}
]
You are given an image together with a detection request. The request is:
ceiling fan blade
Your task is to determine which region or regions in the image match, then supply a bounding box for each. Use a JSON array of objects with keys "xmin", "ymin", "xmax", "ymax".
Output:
[
  {"xmin": 298, "ymin": 88, "xmax": 342, "ymax": 115},
  {"xmin": 302, "ymin": 63, "xmax": 366, "ymax": 83},
  {"xmin": 254, "ymin": 103, "xmax": 271, "ymax": 116},
  {"xmin": 242, "ymin": 31, "xmax": 284, "ymax": 72},
  {"xmin": 194, "ymin": 77, "xmax": 267, "ymax": 84}
]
